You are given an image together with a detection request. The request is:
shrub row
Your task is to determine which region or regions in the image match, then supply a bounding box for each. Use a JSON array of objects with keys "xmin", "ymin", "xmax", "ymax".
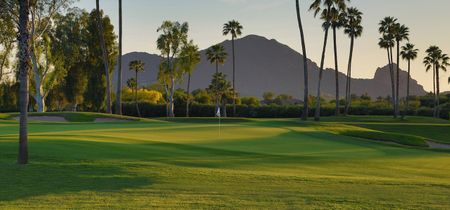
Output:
[{"xmin": 121, "ymin": 102, "xmax": 450, "ymax": 119}]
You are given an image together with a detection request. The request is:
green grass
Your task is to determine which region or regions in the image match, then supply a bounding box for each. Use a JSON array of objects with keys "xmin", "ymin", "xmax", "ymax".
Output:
[{"xmin": 0, "ymin": 114, "xmax": 449, "ymax": 209}]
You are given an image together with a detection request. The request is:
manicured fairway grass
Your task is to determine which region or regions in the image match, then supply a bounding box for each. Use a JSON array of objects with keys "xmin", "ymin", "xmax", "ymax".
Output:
[{"xmin": 0, "ymin": 114, "xmax": 449, "ymax": 209}]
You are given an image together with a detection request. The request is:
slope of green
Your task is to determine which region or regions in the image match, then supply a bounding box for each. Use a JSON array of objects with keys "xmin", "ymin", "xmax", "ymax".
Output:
[{"xmin": 0, "ymin": 115, "xmax": 449, "ymax": 209}]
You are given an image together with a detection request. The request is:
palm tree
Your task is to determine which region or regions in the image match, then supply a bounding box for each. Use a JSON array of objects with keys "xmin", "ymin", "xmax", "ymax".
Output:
[
  {"xmin": 17, "ymin": 0, "xmax": 31, "ymax": 165},
  {"xmin": 206, "ymin": 44, "xmax": 227, "ymax": 74},
  {"xmin": 223, "ymin": 20, "xmax": 243, "ymax": 117},
  {"xmin": 115, "ymin": 0, "xmax": 123, "ymax": 115},
  {"xmin": 343, "ymin": 7, "xmax": 363, "ymax": 116},
  {"xmin": 309, "ymin": 0, "xmax": 349, "ymax": 121},
  {"xmin": 96, "ymin": 0, "xmax": 112, "ymax": 113},
  {"xmin": 424, "ymin": 46, "xmax": 442, "ymax": 118},
  {"xmin": 393, "ymin": 23, "xmax": 409, "ymax": 117},
  {"xmin": 436, "ymin": 52, "xmax": 450, "ymax": 117},
  {"xmin": 295, "ymin": 0, "xmax": 309, "ymax": 120},
  {"xmin": 206, "ymin": 44, "xmax": 228, "ymax": 113},
  {"xmin": 129, "ymin": 60, "xmax": 145, "ymax": 117},
  {"xmin": 423, "ymin": 48, "xmax": 437, "ymax": 116},
  {"xmin": 180, "ymin": 41, "xmax": 200, "ymax": 117},
  {"xmin": 400, "ymin": 43, "xmax": 418, "ymax": 117},
  {"xmin": 378, "ymin": 17, "xmax": 397, "ymax": 117},
  {"xmin": 330, "ymin": 4, "xmax": 347, "ymax": 116}
]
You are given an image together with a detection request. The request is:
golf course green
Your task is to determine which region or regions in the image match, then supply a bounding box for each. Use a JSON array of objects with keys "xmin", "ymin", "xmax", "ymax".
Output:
[{"xmin": 0, "ymin": 113, "xmax": 449, "ymax": 209}]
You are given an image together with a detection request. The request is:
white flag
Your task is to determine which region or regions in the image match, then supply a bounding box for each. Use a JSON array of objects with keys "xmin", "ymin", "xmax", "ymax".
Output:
[{"xmin": 216, "ymin": 107, "xmax": 221, "ymax": 117}]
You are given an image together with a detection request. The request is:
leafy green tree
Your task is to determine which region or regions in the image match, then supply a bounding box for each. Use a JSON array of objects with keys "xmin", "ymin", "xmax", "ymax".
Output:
[
  {"xmin": 223, "ymin": 20, "xmax": 243, "ymax": 117},
  {"xmin": 179, "ymin": 41, "xmax": 200, "ymax": 117},
  {"xmin": 156, "ymin": 21, "xmax": 189, "ymax": 117},
  {"xmin": 263, "ymin": 92, "xmax": 275, "ymax": 104},
  {"xmin": 53, "ymin": 10, "xmax": 90, "ymax": 112},
  {"xmin": 378, "ymin": 17, "xmax": 397, "ymax": 117},
  {"xmin": 343, "ymin": 7, "xmax": 363, "ymax": 115},
  {"xmin": 400, "ymin": 43, "xmax": 418, "ymax": 116},
  {"xmin": 295, "ymin": 0, "xmax": 309, "ymax": 120},
  {"xmin": 241, "ymin": 97, "xmax": 260, "ymax": 106},
  {"xmin": 129, "ymin": 60, "xmax": 145, "ymax": 117},
  {"xmin": 192, "ymin": 89, "xmax": 213, "ymax": 105},
  {"xmin": 309, "ymin": 0, "xmax": 349, "ymax": 121},
  {"xmin": 0, "ymin": 14, "xmax": 15, "ymax": 83},
  {"xmin": 26, "ymin": 0, "xmax": 72, "ymax": 112}
]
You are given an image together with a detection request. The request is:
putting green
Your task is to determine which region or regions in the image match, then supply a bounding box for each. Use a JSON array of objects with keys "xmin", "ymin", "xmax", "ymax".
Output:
[{"xmin": 0, "ymin": 114, "xmax": 449, "ymax": 209}]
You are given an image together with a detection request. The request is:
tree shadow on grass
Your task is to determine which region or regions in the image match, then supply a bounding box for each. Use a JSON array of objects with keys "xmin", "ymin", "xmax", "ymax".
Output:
[{"xmin": 0, "ymin": 156, "xmax": 153, "ymax": 202}]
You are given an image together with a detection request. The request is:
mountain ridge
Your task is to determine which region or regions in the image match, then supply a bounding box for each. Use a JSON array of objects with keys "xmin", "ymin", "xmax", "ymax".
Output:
[{"xmin": 113, "ymin": 34, "xmax": 427, "ymax": 99}]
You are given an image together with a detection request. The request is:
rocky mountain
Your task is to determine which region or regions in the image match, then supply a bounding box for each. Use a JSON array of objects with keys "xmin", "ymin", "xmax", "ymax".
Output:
[{"xmin": 113, "ymin": 34, "xmax": 427, "ymax": 99}]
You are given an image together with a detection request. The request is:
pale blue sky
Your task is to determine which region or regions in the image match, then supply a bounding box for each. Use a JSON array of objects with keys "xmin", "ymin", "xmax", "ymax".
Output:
[{"xmin": 75, "ymin": 0, "xmax": 450, "ymax": 92}]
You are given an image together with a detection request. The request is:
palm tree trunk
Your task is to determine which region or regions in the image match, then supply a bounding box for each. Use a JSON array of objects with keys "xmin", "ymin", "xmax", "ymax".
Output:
[
  {"xmin": 135, "ymin": 70, "xmax": 141, "ymax": 117},
  {"xmin": 296, "ymin": 0, "xmax": 309, "ymax": 120},
  {"xmin": 314, "ymin": 25, "xmax": 330, "ymax": 121},
  {"xmin": 96, "ymin": 0, "xmax": 112, "ymax": 114},
  {"xmin": 232, "ymin": 37, "xmax": 236, "ymax": 117},
  {"xmin": 436, "ymin": 65, "xmax": 440, "ymax": 118},
  {"xmin": 18, "ymin": 0, "xmax": 30, "ymax": 165},
  {"xmin": 186, "ymin": 73, "xmax": 191, "ymax": 117},
  {"xmin": 432, "ymin": 64, "xmax": 436, "ymax": 117},
  {"xmin": 115, "ymin": 0, "xmax": 123, "ymax": 115},
  {"xmin": 333, "ymin": 26, "xmax": 339, "ymax": 116},
  {"xmin": 215, "ymin": 61, "xmax": 219, "ymax": 112},
  {"xmin": 388, "ymin": 47, "xmax": 396, "ymax": 118},
  {"xmin": 344, "ymin": 36, "xmax": 355, "ymax": 116},
  {"xmin": 395, "ymin": 41, "xmax": 400, "ymax": 117},
  {"xmin": 404, "ymin": 59, "xmax": 411, "ymax": 118}
]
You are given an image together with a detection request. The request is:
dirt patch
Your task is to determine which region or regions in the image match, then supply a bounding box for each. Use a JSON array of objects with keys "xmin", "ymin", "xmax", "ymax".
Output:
[
  {"xmin": 14, "ymin": 116, "xmax": 68, "ymax": 123},
  {"xmin": 427, "ymin": 141, "xmax": 450, "ymax": 149},
  {"xmin": 94, "ymin": 118, "xmax": 131, "ymax": 123}
]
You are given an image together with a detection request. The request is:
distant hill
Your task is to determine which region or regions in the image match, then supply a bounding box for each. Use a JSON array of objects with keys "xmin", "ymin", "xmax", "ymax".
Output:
[{"xmin": 113, "ymin": 34, "xmax": 427, "ymax": 99}]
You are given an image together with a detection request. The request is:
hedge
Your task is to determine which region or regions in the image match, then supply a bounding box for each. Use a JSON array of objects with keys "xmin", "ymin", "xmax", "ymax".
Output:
[{"xmin": 120, "ymin": 102, "xmax": 450, "ymax": 119}]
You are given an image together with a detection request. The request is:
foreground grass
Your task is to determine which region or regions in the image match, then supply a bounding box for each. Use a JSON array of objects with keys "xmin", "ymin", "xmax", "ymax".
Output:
[{"xmin": 0, "ymin": 114, "xmax": 449, "ymax": 209}]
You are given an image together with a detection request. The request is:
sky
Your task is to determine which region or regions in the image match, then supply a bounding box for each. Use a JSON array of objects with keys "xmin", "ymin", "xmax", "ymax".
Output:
[{"xmin": 74, "ymin": 0, "xmax": 450, "ymax": 92}]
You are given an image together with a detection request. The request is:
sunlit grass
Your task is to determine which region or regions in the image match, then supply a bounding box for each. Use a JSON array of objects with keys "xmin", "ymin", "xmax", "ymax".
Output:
[{"xmin": 0, "ymin": 114, "xmax": 449, "ymax": 209}]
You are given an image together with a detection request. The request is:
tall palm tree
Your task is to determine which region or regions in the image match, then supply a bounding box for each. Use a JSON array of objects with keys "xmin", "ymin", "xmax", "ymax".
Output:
[
  {"xmin": 424, "ymin": 46, "xmax": 441, "ymax": 118},
  {"xmin": 129, "ymin": 60, "xmax": 145, "ymax": 117},
  {"xmin": 206, "ymin": 44, "xmax": 228, "ymax": 113},
  {"xmin": 180, "ymin": 41, "xmax": 200, "ymax": 117},
  {"xmin": 393, "ymin": 23, "xmax": 409, "ymax": 117},
  {"xmin": 436, "ymin": 52, "xmax": 450, "ymax": 117},
  {"xmin": 115, "ymin": 0, "xmax": 123, "ymax": 115},
  {"xmin": 309, "ymin": 0, "xmax": 349, "ymax": 121},
  {"xmin": 96, "ymin": 0, "xmax": 112, "ymax": 113},
  {"xmin": 378, "ymin": 17, "xmax": 397, "ymax": 117},
  {"xmin": 343, "ymin": 7, "xmax": 363, "ymax": 116},
  {"xmin": 330, "ymin": 4, "xmax": 347, "ymax": 116},
  {"xmin": 223, "ymin": 20, "xmax": 243, "ymax": 117},
  {"xmin": 423, "ymin": 49, "xmax": 437, "ymax": 116},
  {"xmin": 18, "ymin": 0, "xmax": 31, "ymax": 165},
  {"xmin": 295, "ymin": 0, "xmax": 309, "ymax": 120},
  {"xmin": 400, "ymin": 43, "xmax": 418, "ymax": 117}
]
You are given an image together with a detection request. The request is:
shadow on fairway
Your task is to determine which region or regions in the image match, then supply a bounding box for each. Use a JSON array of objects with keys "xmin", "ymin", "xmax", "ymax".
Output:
[{"xmin": 0, "ymin": 160, "xmax": 153, "ymax": 202}]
